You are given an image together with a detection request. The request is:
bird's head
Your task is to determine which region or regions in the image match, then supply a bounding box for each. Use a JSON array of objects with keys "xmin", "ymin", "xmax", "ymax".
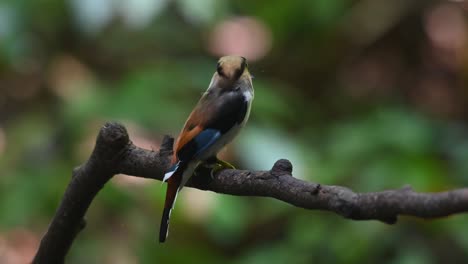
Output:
[{"xmin": 210, "ymin": 56, "xmax": 253, "ymax": 91}]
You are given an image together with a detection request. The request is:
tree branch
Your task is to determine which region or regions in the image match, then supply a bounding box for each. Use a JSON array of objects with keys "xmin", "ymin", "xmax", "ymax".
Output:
[{"xmin": 33, "ymin": 122, "xmax": 468, "ymax": 263}]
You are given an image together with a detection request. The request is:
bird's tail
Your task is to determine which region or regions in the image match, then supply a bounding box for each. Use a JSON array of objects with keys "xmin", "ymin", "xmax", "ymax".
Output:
[{"xmin": 159, "ymin": 168, "xmax": 183, "ymax": 243}]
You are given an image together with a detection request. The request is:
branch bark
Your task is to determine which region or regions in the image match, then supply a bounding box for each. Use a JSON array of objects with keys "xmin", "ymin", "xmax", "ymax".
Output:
[{"xmin": 33, "ymin": 122, "xmax": 468, "ymax": 263}]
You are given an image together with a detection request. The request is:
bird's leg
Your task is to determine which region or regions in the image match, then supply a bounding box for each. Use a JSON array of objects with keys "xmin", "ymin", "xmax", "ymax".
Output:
[
  {"xmin": 199, "ymin": 156, "xmax": 235, "ymax": 178},
  {"xmin": 213, "ymin": 158, "xmax": 235, "ymax": 170}
]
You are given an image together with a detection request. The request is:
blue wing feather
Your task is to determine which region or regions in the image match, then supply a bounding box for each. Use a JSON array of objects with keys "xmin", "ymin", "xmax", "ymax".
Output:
[
  {"xmin": 177, "ymin": 128, "xmax": 221, "ymax": 162},
  {"xmin": 193, "ymin": 129, "xmax": 221, "ymax": 157}
]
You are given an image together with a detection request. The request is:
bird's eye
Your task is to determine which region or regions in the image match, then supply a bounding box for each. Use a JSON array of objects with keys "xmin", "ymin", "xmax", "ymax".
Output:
[
  {"xmin": 241, "ymin": 57, "xmax": 248, "ymax": 69},
  {"xmin": 217, "ymin": 62, "xmax": 224, "ymax": 76}
]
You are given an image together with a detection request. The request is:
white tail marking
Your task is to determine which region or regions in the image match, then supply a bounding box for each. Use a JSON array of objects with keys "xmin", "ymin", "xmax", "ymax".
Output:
[
  {"xmin": 163, "ymin": 163, "xmax": 180, "ymax": 183},
  {"xmin": 163, "ymin": 171, "xmax": 174, "ymax": 182}
]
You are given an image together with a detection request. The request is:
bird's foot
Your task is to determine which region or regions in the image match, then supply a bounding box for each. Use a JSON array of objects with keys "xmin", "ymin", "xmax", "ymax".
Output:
[
  {"xmin": 200, "ymin": 158, "xmax": 235, "ymax": 178},
  {"xmin": 213, "ymin": 159, "xmax": 235, "ymax": 170}
]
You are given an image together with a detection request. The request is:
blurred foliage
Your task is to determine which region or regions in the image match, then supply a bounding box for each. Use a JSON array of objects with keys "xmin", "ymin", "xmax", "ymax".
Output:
[{"xmin": 1, "ymin": 0, "xmax": 468, "ymax": 263}]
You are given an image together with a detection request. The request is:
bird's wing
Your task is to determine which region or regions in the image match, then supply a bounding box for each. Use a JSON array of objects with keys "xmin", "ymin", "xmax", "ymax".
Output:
[
  {"xmin": 177, "ymin": 128, "xmax": 221, "ymax": 161},
  {"xmin": 173, "ymin": 91, "xmax": 248, "ymax": 162}
]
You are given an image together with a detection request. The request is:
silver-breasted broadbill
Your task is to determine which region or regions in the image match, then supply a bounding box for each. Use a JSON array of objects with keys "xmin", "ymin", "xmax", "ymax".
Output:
[{"xmin": 159, "ymin": 56, "xmax": 254, "ymax": 242}]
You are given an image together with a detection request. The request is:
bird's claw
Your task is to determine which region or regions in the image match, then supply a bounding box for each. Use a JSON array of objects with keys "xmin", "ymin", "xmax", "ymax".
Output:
[
  {"xmin": 198, "ymin": 158, "xmax": 236, "ymax": 179},
  {"xmin": 214, "ymin": 159, "xmax": 235, "ymax": 170}
]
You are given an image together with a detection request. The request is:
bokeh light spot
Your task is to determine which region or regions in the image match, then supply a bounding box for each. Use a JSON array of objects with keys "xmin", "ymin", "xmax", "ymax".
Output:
[
  {"xmin": 208, "ymin": 16, "xmax": 272, "ymax": 61},
  {"xmin": 424, "ymin": 4, "xmax": 467, "ymax": 52}
]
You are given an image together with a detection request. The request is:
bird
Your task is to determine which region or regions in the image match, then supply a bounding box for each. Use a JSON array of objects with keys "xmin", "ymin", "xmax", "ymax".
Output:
[{"xmin": 159, "ymin": 55, "xmax": 254, "ymax": 243}]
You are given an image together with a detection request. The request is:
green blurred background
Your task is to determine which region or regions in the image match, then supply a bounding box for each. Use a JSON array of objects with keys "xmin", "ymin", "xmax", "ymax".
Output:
[{"xmin": 1, "ymin": 0, "xmax": 468, "ymax": 263}]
